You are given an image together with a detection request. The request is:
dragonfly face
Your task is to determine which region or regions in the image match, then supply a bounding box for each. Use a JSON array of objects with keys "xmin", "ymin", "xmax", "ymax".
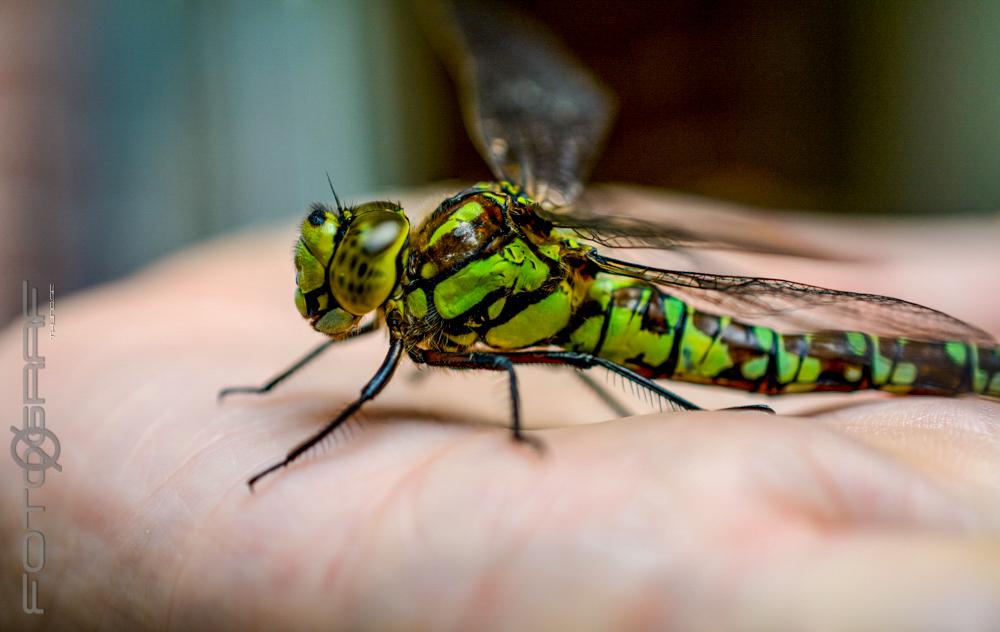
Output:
[{"xmin": 293, "ymin": 201, "xmax": 409, "ymax": 336}]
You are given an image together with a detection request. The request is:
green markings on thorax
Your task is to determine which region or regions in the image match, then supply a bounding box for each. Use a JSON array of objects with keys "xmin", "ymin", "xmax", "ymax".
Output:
[
  {"xmin": 432, "ymin": 238, "xmax": 549, "ymax": 319},
  {"xmin": 420, "ymin": 261, "xmax": 438, "ymax": 279},
  {"xmin": 485, "ymin": 281, "xmax": 572, "ymax": 348},
  {"xmin": 406, "ymin": 287, "xmax": 428, "ymax": 319},
  {"xmin": 404, "ymin": 187, "xmax": 584, "ymax": 350},
  {"xmin": 536, "ymin": 242, "xmax": 562, "ymax": 261},
  {"xmin": 488, "ymin": 296, "xmax": 506, "ymax": 319}
]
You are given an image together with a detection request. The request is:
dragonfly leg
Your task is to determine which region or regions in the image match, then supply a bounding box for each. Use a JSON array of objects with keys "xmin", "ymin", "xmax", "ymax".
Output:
[
  {"xmin": 573, "ymin": 370, "xmax": 633, "ymax": 417},
  {"xmin": 486, "ymin": 350, "xmax": 704, "ymax": 412},
  {"xmin": 719, "ymin": 404, "xmax": 775, "ymax": 414},
  {"xmin": 489, "ymin": 352, "xmax": 772, "ymax": 414},
  {"xmin": 247, "ymin": 336, "xmax": 404, "ymax": 490},
  {"xmin": 409, "ymin": 348, "xmax": 705, "ymax": 449},
  {"xmin": 219, "ymin": 321, "xmax": 378, "ymax": 401},
  {"xmin": 408, "ymin": 349, "xmax": 545, "ymax": 453},
  {"xmin": 405, "ymin": 355, "xmax": 637, "ymax": 417}
]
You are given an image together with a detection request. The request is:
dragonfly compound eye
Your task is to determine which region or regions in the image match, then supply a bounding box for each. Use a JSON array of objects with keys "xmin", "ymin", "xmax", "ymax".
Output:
[
  {"xmin": 330, "ymin": 206, "xmax": 409, "ymax": 315},
  {"xmin": 293, "ymin": 203, "xmax": 341, "ymax": 319}
]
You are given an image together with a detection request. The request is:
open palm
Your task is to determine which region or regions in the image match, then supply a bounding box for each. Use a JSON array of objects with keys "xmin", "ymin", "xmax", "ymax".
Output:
[{"xmin": 3, "ymin": 187, "xmax": 999, "ymax": 630}]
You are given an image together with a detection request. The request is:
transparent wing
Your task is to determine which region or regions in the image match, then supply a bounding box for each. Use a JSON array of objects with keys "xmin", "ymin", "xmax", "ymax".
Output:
[
  {"xmin": 534, "ymin": 185, "xmax": 851, "ymax": 260},
  {"xmin": 590, "ymin": 252, "xmax": 996, "ymax": 345},
  {"xmin": 429, "ymin": 3, "xmax": 844, "ymax": 260},
  {"xmin": 537, "ymin": 207, "xmax": 837, "ymax": 259},
  {"xmin": 431, "ymin": 0, "xmax": 615, "ymax": 207}
]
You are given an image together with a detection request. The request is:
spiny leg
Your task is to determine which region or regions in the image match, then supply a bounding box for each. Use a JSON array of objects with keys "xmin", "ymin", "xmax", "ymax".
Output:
[
  {"xmin": 408, "ymin": 348, "xmax": 705, "ymax": 451},
  {"xmin": 219, "ymin": 321, "xmax": 378, "ymax": 401},
  {"xmin": 480, "ymin": 351, "xmax": 773, "ymax": 414},
  {"xmin": 489, "ymin": 350, "xmax": 703, "ymax": 411},
  {"xmin": 573, "ymin": 370, "xmax": 633, "ymax": 417},
  {"xmin": 247, "ymin": 336, "xmax": 403, "ymax": 490},
  {"xmin": 408, "ymin": 349, "xmax": 544, "ymax": 452}
]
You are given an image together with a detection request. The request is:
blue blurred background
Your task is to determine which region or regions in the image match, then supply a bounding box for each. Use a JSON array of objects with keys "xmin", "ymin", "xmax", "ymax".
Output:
[
  {"xmin": 3, "ymin": 1, "xmax": 999, "ymax": 322},
  {"xmin": 1, "ymin": 0, "xmax": 451, "ymax": 322}
]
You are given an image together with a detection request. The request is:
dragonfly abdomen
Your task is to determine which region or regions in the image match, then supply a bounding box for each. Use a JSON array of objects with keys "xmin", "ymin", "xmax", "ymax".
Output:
[
  {"xmin": 738, "ymin": 330, "xmax": 1000, "ymax": 397},
  {"xmin": 562, "ymin": 272, "xmax": 1000, "ymax": 397}
]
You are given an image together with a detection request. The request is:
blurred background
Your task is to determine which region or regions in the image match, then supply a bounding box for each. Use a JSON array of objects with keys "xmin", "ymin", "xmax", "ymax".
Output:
[{"xmin": 3, "ymin": 0, "xmax": 1000, "ymax": 322}]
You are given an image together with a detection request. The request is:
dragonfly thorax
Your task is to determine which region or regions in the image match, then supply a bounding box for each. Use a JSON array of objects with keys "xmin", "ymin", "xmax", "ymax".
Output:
[{"xmin": 292, "ymin": 200, "xmax": 410, "ymax": 337}]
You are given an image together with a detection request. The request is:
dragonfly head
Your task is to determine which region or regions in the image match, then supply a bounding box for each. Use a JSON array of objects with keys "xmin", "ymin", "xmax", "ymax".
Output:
[{"xmin": 293, "ymin": 200, "xmax": 409, "ymax": 336}]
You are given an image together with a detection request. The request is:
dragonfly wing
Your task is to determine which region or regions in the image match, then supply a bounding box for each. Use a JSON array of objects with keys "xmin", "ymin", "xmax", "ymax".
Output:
[
  {"xmin": 432, "ymin": 0, "xmax": 615, "ymax": 207},
  {"xmin": 432, "ymin": 4, "xmax": 844, "ymax": 260},
  {"xmin": 537, "ymin": 206, "xmax": 836, "ymax": 258},
  {"xmin": 535, "ymin": 186, "xmax": 851, "ymax": 260},
  {"xmin": 590, "ymin": 252, "xmax": 996, "ymax": 345}
]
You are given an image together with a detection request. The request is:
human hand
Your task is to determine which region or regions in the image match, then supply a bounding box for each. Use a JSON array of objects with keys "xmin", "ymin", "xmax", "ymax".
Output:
[{"xmin": 3, "ymin": 186, "xmax": 999, "ymax": 630}]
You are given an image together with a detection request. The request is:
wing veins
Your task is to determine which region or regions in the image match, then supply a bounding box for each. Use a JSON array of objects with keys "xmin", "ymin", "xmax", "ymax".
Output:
[{"xmin": 591, "ymin": 253, "xmax": 995, "ymax": 344}]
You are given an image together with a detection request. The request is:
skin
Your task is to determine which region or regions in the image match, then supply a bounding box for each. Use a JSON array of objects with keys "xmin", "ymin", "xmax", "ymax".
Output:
[{"xmin": 2, "ymin": 185, "xmax": 1000, "ymax": 631}]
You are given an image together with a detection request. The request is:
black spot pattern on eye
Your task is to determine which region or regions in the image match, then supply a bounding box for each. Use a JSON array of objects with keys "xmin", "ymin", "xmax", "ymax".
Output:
[{"xmin": 358, "ymin": 262, "xmax": 368, "ymax": 276}]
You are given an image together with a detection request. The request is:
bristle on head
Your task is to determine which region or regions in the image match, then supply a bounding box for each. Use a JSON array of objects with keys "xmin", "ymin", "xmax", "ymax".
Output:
[{"xmin": 326, "ymin": 172, "xmax": 344, "ymax": 212}]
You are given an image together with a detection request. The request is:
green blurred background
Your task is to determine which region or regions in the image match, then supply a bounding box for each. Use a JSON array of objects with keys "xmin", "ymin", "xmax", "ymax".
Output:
[{"xmin": 3, "ymin": 0, "xmax": 999, "ymax": 322}]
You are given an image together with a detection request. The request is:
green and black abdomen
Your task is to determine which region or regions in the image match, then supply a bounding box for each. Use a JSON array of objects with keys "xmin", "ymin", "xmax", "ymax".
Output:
[{"xmin": 561, "ymin": 272, "xmax": 1000, "ymax": 397}]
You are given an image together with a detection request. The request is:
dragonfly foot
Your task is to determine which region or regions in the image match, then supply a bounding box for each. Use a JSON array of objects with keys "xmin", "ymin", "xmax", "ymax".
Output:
[
  {"xmin": 247, "ymin": 460, "xmax": 287, "ymax": 491},
  {"xmin": 218, "ymin": 385, "xmax": 266, "ymax": 402}
]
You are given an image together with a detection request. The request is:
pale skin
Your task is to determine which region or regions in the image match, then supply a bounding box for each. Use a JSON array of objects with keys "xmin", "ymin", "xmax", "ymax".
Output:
[{"xmin": 2, "ymin": 186, "xmax": 1000, "ymax": 630}]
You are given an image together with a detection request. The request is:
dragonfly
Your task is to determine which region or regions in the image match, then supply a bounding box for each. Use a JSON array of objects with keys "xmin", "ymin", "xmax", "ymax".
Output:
[{"xmin": 221, "ymin": 0, "xmax": 1000, "ymax": 489}]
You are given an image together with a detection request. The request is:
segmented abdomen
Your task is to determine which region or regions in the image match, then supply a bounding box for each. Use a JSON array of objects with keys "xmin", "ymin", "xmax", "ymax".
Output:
[{"xmin": 561, "ymin": 273, "xmax": 1000, "ymax": 397}]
